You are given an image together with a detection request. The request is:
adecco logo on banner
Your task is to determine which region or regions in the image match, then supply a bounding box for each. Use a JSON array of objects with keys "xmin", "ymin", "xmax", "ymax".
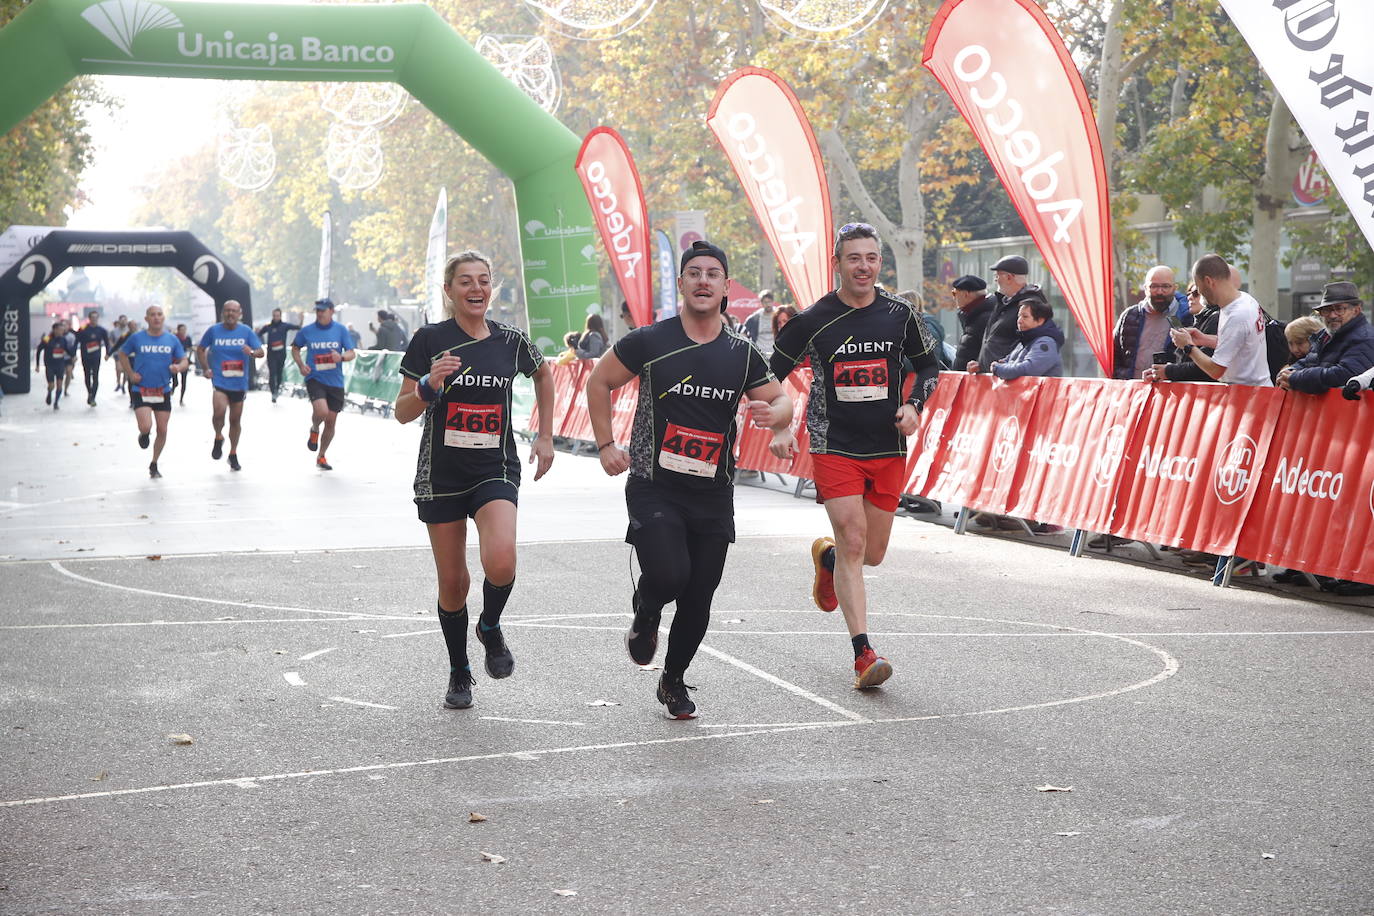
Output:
[
  {"xmin": 82, "ymin": 0, "xmax": 399, "ymax": 67},
  {"xmin": 1213, "ymin": 434, "xmax": 1258, "ymax": 506},
  {"xmin": 990, "ymin": 415, "xmax": 1021, "ymax": 473}
]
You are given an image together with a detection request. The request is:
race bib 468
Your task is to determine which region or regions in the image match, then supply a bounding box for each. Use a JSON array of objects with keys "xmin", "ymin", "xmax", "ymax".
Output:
[{"xmin": 833, "ymin": 358, "xmax": 889, "ymax": 402}]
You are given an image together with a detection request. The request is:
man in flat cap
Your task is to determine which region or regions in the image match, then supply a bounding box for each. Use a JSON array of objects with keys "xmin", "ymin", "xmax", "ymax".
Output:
[
  {"xmin": 1277, "ymin": 281, "xmax": 1374, "ymax": 393},
  {"xmin": 950, "ymin": 275, "xmax": 993, "ymax": 371},
  {"xmin": 966, "ymin": 255, "xmax": 1048, "ymax": 374}
]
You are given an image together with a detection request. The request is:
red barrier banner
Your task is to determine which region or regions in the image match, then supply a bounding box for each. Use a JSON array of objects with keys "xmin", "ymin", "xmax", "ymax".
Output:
[
  {"xmin": 529, "ymin": 361, "xmax": 583, "ymax": 435},
  {"xmin": 609, "ymin": 376, "xmax": 639, "ymax": 446},
  {"xmin": 575, "ymin": 128, "xmax": 654, "ymax": 329},
  {"xmin": 1110, "ymin": 383, "xmax": 1283, "ymax": 553},
  {"xmin": 1006, "ymin": 378, "xmax": 1150, "ymax": 532},
  {"xmin": 707, "ymin": 68, "xmax": 833, "ymax": 310},
  {"xmin": 922, "ymin": 0, "xmax": 1114, "ymax": 376},
  {"xmin": 735, "ymin": 368, "xmax": 814, "ymax": 476},
  {"xmin": 558, "ymin": 361, "xmax": 594, "ymax": 440},
  {"xmin": 1235, "ymin": 393, "xmax": 1374, "ymax": 582},
  {"xmin": 917, "ymin": 373, "xmax": 1041, "ymax": 511},
  {"xmin": 905, "ymin": 371, "xmax": 966, "ymax": 497}
]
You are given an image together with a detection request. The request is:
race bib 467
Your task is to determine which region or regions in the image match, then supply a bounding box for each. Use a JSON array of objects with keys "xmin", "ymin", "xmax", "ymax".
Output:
[{"xmin": 659, "ymin": 423, "xmax": 724, "ymax": 478}]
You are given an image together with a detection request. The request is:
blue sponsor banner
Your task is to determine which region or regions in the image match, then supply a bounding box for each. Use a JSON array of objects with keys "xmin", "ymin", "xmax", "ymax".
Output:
[{"xmin": 654, "ymin": 229, "xmax": 677, "ymax": 320}]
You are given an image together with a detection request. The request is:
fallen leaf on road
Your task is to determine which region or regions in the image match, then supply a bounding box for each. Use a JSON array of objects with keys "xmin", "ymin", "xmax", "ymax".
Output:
[
  {"xmin": 91, "ymin": 771, "xmax": 108, "ymax": 782},
  {"xmin": 146, "ymin": 555, "xmax": 162, "ymax": 561},
  {"xmin": 137, "ymin": 514, "xmax": 149, "ymax": 519},
  {"xmin": 1261, "ymin": 853, "xmax": 1275, "ymax": 860},
  {"xmin": 167, "ymin": 733, "xmax": 194, "ymax": 745},
  {"xmin": 1055, "ymin": 831, "xmax": 1081, "ymax": 837},
  {"xmin": 638, "ymin": 665, "xmax": 662, "ymax": 672},
  {"xmin": 272, "ymin": 649, "xmax": 286, "ymax": 655},
  {"xmin": 468, "ymin": 813, "xmax": 487, "ymax": 823},
  {"xmin": 754, "ymin": 799, "xmax": 774, "ymax": 805},
  {"xmin": 586, "ymin": 700, "xmax": 620, "ymax": 707},
  {"xmin": 479, "ymin": 852, "xmax": 506, "ymax": 864},
  {"xmin": 1035, "ymin": 785, "xmax": 1073, "ymax": 793},
  {"xmin": 725, "ymin": 618, "xmax": 745, "ymax": 624},
  {"xmin": 553, "ymin": 890, "xmax": 578, "ymax": 897}
]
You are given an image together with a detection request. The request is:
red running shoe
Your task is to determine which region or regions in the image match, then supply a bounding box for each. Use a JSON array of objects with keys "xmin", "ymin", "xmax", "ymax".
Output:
[
  {"xmin": 811, "ymin": 537, "xmax": 838, "ymax": 612},
  {"xmin": 307, "ymin": 429, "xmax": 319, "ymax": 451},
  {"xmin": 854, "ymin": 647, "xmax": 893, "ymax": 689}
]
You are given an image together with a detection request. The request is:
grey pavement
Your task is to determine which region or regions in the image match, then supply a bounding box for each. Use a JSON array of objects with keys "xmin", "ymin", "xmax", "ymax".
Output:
[{"xmin": 1, "ymin": 372, "xmax": 1372, "ymax": 914}]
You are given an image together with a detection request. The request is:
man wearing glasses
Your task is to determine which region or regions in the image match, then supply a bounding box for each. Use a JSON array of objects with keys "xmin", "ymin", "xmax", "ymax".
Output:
[
  {"xmin": 1276, "ymin": 281, "xmax": 1374, "ymax": 394},
  {"xmin": 1112, "ymin": 265, "xmax": 1191, "ymax": 380},
  {"xmin": 770, "ymin": 223, "xmax": 941, "ymax": 690}
]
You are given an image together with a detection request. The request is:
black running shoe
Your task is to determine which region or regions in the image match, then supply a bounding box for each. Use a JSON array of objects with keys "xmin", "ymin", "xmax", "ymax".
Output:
[
  {"xmin": 148, "ymin": 462, "xmax": 162, "ymax": 479},
  {"xmin": 211, "ymin": 437, "xmax": 224, "ymax": 460},
  {"xmin": 227, "ymin": 454, "xmax": 241, "ymax": 471},
  {"xmin": 625, "ymin": 589, "xmax": 660, "ymax": 666},
  {"xmin": 475, "ymin": 621, "xmax": 514, "ymax": 679},
  {"xmin": 44, "ymin": 391, "xmax": 51, "ymax": 405},
  {"xmin": 443, "ymin": 666, "xmax": 474, "ymax": 709},
  {"xmin": 316, "ymin": 458, "xmax": 333, "ymax": 471},
  {"xmin": 138, "ymin": 432, "xmax": 150, "ymax": 449},
  {"xmin": 656, "ymin": 673, "xmax": 698, "ymax": 720}
]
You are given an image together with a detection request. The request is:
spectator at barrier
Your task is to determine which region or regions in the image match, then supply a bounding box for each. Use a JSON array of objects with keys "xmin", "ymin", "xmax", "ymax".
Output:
[
  {"xmin": 951, "ymin": 275, "xmax": 992, "ymax": 370},
  {"xmin": 991, "ymin": 300, "xmax": 1063, "ymax": 379},
  {"xmin": 1277, "ymin": 282, "xmax": 1374, "ymax": 394},
  {"xmin": 573, "ymin": 312, "xmax": 608, "ymax": 360},
  {"xmin": 1168, "ymin": 254, "xmax": 1272, "ymax": 387},
  {"xmin": 1146, "ymin": 284, "xmax": 1219, "ymax": 383},
  {"xmin": 899, "ymin": 289, "xmax": 950, "ymax": 369},
  {"xmin": 371, "ymin": 310, "xmax": 408, "ymax": 351},
  {"xmin": 1113, "ymin": 265, "xmax": 1190, "ymax": 380},
  {"xmin": 743, "ymin": 289, "xmax": 778, "ymax": 356},
  {"xmin": 967, "ymin": 256, "xmax": 1047, "ymax": 373},
  {"xmin": 1282, "ymin": 316, "xmax": 1327, "ymax": 365}
]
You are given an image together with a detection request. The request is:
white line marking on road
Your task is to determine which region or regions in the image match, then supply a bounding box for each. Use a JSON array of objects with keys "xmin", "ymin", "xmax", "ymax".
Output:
[
  {"xmin": 0, "ymin": 723, "xmax": 849, "ymax": 808},
  {"xmin": 283, "ymin": 672, "xmax": 305, "ymax": 687},
  {"xmin": 698, "ymin": 721, "xmax": 849, "ymax": 729},
  {"xmin": 380, "ymin": 629, "xmax": 438, "ymax": 639},
  {"xmin": 694, "ymin": 643, "xmax": 869, "ymax": 723},
  {"xmin": 298, "ymin": 648, "xmax": 336, "ymax": 661},
  {"xmin": 327, "ymin": 696, "xmax": 397, "ymax": 710},
  {"xmin": 480, "ymin": 717, "xmax": 586, "ymax": 726},
  {"xmin": 0, "ymin": 618, "xmax": 376, "ymax": 632},
  {"xmin": 49, "ymin": 561, "xmax": 412, "ymax": 621}
]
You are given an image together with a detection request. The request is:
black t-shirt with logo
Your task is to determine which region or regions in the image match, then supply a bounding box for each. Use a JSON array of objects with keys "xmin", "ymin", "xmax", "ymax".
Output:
[
  {"xmin": 74, "ymin": 325, "xmax": 110, "ymax": 361},
  {"xmin": 258, "ymin": 320, "xmax": 301, "ymax": 354},
  {"xmin": 770, "ymin": 288, "xmax": 940, "ymax": 459},
  {"xmin": 614, "ymin": 317, "xmax": 774, "ymax": 493},
  {"xmin": 399, "ymin": 318, "xmax": 543, "ymax": 502}
]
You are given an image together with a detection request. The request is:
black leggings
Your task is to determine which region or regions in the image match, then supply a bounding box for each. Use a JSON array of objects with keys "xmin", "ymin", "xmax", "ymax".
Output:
[
  {"xmin": 633, "ymin": 524, "xmax": 731, "ymax": 676},
  {"xmin": 82, "ymin": 359, "xmax": 100, "ymax": 400},
  {"xmin": 267, "ymin": 352, "xmax": 286, "ymax": 397}
]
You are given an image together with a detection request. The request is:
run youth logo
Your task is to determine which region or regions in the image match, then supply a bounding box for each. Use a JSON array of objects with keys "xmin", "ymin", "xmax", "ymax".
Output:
[
  {"xmin": 1092, "ymin": 424, "xmax": 1127, "ymax": 489},
  {"xmin": 990, "ymin": 415, "xmax": 1021, "ymax": 474},
  {"xmin": 1213, "ymin": 434, "xmax": 1258, "ymax": 506}
]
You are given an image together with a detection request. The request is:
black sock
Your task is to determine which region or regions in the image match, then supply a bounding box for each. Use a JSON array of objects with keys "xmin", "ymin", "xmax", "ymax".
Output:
[
  {"xmin": 821, "ymin": 545, "xmax": 836, "ymax": 572},
  {"xmin": 851, "ymin": 633, "xmax": 870, "ymax": 658},
  {"xmin": 437, "ymin": 602, "xmax": 469, "ymax": 672},
  {"xmin": 479, "ymin": 578, "xmax": 514, "ymax": 630}
]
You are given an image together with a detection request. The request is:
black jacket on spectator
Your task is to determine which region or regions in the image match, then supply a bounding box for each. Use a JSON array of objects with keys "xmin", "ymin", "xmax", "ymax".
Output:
[
  {"xmin": 977, "ymin": 284, "xmax": 1047, "ymax": 371},
  {"xmin": 1286, "ymin": 312, "xmax": 1374, "ymax": 393},
  {"xmin": 1163, "ymin": 305, "xmax": 1219, "ymax": 382},
  {"xmin": 955, "ymin": 294, "xmax": 993, "ymax": 369}
]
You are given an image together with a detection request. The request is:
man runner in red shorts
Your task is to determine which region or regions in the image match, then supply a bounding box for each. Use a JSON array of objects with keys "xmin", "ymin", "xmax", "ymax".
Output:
[{"xmin": 769, "ymin": 222, "xmax": 941, "ymax": 689}]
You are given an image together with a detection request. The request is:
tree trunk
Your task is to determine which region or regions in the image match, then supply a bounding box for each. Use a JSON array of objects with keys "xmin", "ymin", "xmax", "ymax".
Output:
[{"xmin": 1250, "ymin": 89, "xmax": 1299, "ymax": 319}]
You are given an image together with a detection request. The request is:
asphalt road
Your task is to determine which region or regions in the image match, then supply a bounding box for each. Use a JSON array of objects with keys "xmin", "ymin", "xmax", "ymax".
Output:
[{"xmin": 1, "ymin": 374, "xmax": 1371, "ymax": 914}]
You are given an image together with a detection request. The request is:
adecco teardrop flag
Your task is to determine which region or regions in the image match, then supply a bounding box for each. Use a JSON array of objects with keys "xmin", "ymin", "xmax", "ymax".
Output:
[
  {"xmin": 923, "ymin": 0, "xmax": 1114, "ymax": 376},
  {"xmin": 575, "ymin": 127, "xmax": 653, "ymax": 328},
  {"xmin": 708, "ymin": 68, "xmax": 833, "ymax": 310}
]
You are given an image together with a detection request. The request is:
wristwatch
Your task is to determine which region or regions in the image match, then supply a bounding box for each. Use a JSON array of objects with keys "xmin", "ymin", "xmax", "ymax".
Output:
[{"xmin": 1182, "ymin": 344, "xmax": 1195, "ymax": 355}]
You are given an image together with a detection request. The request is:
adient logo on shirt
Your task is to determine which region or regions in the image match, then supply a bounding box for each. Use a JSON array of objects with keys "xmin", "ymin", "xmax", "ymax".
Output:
[
  {"xmin": 660, "ymin": 375, "xmax": 737, "ymax": 402},
  {"xmin": 831, "ymin": 339, "xmax": 893, "ymax": 359},
  {"xmin": 450, "ymin": 371, "xmax": 510, "ymax": 389}
]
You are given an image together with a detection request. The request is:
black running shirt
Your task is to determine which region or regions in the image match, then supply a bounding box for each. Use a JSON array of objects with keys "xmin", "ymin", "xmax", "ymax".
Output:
[
  {"xmin": 770, "ymin": 289, "xmax": 940, "ymax": 459},
  {"xmin": 615, "ymin": 317, "xmax": 774, "ymax": 491},
  {"xmin": 399, "ymin": 318, "xmax": 543, "ymax": 501},
  {"xmin": 74, "ymin": 325, "xmax": 111, "ymax": 361}
]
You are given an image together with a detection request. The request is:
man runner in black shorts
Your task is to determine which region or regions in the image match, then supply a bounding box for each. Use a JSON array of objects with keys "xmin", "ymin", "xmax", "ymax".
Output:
[
  {"xmin": 587, "ymin": 240, "xmax": 795, "ymax": 719},
  {"xmin": 770, "ymin": 222, "xmax": 941, "ymax": 689},
  {"xmin": 73, "ymin": 310, "xmax": 113, "ymax": 406},
  {"xmin": 115, "ymin": 306, "xmax": 190, "ymax": 478},
  {"xmin": 197, "ymin": 300, "xmax": 265, "ymax": 471},
  {"xmin": 293, "ymin": 298, "xmax": 356, "ymax": 470},
  {"xmin": 257, "ymin": 308, "xmax": 301, "ymax": 402}
]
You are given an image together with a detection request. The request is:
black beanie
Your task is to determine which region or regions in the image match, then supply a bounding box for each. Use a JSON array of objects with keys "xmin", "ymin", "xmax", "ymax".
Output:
[{"xmin": 679, "ymin": 240, "xmax": 728, "ymax": 277}]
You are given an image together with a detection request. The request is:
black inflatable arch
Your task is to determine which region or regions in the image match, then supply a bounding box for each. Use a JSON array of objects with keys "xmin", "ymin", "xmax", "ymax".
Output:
[{"xmin": 0, "ymin": 229, "xmax": 252, "ymax": 394}]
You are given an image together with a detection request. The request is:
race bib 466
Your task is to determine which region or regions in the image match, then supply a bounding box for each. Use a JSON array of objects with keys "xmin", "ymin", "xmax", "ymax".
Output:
[{"xmin": 444, "ymin": 402, "xmax": 503, "ymax": 449}]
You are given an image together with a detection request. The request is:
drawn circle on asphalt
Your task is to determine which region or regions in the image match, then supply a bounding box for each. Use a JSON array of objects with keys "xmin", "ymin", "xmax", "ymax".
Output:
[{"xmin": 295, "ymin": 609, "xmax": 1179, "ymax": 727}]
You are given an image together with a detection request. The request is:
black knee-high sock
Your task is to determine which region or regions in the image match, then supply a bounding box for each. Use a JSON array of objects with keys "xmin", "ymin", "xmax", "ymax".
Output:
[
  {"xmin": 479, "ymin": 578, "xmax": 514, "ymax": 630},
  {"xmin": 437, "ymin": 602, "xmax": 469, "ymax": 672},
  {"xmin": 822, "ymin": 544, "xmax": 836, "ymax": 572},
  {"xmin": 851, "ymin": 633, "xmax": 871, "ymax": 658}
]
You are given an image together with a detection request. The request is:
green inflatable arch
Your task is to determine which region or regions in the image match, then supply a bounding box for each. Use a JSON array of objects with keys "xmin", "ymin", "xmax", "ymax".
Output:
[{"xmin": 0, "ymin": 0, "xmax": 599, "ymax": 351}]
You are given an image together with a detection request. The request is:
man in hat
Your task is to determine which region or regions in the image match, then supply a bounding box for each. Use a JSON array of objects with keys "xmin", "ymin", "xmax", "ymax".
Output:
[
  {"xmin": 292, "ymin": 297, "xmax": 357, "ymax": 470},
  {"xmin": 966, "ymin": 255, "xmax": 1049, "ymax": 373},
  {"xmin": 951, "ymin": 275, "xmax": 993, "ymax": 371},
  {"xmin": 1277, "ymin": 281, "xmax": 1374, "ymax": 393},
  {"xmin": 586, "ymin": 240, "xmax": 794, "ymax": 719}
]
